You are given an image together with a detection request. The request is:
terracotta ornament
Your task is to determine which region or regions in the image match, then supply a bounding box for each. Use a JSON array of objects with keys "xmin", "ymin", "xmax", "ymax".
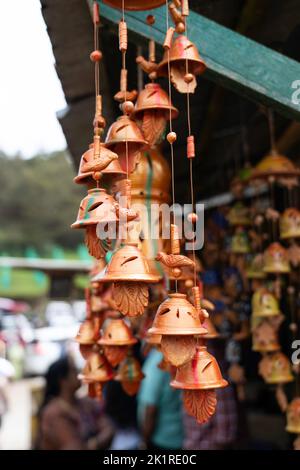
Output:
[
  {"xmin": 230, "ymin": 227, "xmax": 251, "ymax": 254},
  {"xmin": 81, "ymin": 350, "xmax": 114, "ymax": 385},
  {"xmin": 171, "ymin": 345, "xmax": 228, "ymax": 423},
  {"xmin": 157, "ymin": 35, "xmax": 206, "ymax": 93},
  {"xmin": 227, "ymin": 202, "xmax": 251, "ymax": 227},
  {"xmin": 249, "ymin": 150, "xmax": 300, "ymax": 186},
  {"xmin": 246, "ymin": 254, "xmax": 266, "ymax": 280},
  {"xmin": 98, "ymin": 318, "xmax": 137, "ymax": 366},
  {"xmin": 103, "ymin": 0, "xmax": 165, "ymax": 12},
  {"xmin": 286, "ymin": 398, "xmax": 300, "ymax": 434},
  {"xmin": 251, "ymin": 288, "xmax": 280, "ymax": 319},
  {"xmin": 132, "ymin": 83, "xmax": 178, "ymax": 147},
  {"xmin": 252, "ymin": 317, "xmax": 282, "ymax": 352},
  {"xmin": 258, "ymin": 352, "xmax": 294, "ymax": 384},
  {"xmin": 115, "ymin": 355, "xmax": 145, "ymax": 396},
  {"xmin": 280, "ymin": 208, "xmax": 300, "ymax": 240},
  {"xmin": 288, "ymin": 241, "xmax": 300, "ymax": 268},
  {"xmin": 263, "ymin": 242, "xmax": 291, "ymax": 274}
]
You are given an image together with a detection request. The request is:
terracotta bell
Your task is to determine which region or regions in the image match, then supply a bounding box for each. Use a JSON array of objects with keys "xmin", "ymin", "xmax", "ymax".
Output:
[
  {"xmin": 230, "ymin": 227, "xmax": 251, "ymax": 254},
  {"xmin": 99, "ymin": 319, "xmax": 137, "ymax": 366},
  {"xmin": 251, "ymin": 288, "xmax": 280, "ymax": 318},
  {"xmin": 75, "ymin": 319, "xmax": 98, "ymax": 345},
  {"xmin": 94, "ymin": 243, "xmax": 160, "ymax": 283},
  {"xmin": 246, "ymin": 254, "xmax": 266, "ymax": 280},
  {"xmin": 102, "ymin": 0, "xmax": 165, "ymax": 10},
  {"xmin": 252, "ymin": 319, "xmax": 281, "ymax": 352},
  {"xmin": 227, "ymin": 202, "xmax": 251, "ymax": 227},
  {"xmin": 74, "ymin": 144, "xmax": 126, "ymax": 187},
  {"xmin": 286, "ymin": 398, "xmax": 300, "ymax": 434},
  {"xmin": 280, "ymin": 208, "xmax": 300, "ymax": 240},
  {"xmin": 71, "ymin": 188, "xmax": 118, "ymax": 259},
  {"xmin": 148, "ymin": 293, "xmax": 207, "ymax": 336},
  {"xmin": 157, "ymin": 35, "xmax": 206, "ymax": 93},
  {"xmin": 202, "ymin": 316, "xmax": 219, "ymax": 339},
  {"xmin": 258, "ymin": 352, "xmax": 294, "ymax": 384},
  {"xmin": 132, "ymin": 83, "xmax": 178, "ymax": 147},
  {"xmin": 171, "ymin": 345, "xmax": 228, "ymax": 390},
  {"xmin": 263, "ymin": 242, "xmax": 291, "ymax": 274},
  {"xmin": 250, "ymin": 151, "xmax": 300, "ymax": 182},
  {"xmin": 105, "ymin": 115, "xmax": 148, "ymax": 173},
  {"xmin": 81, "ymin": 351, "xmax": 114, "ymax": 383},
  {"xmin": 115, "ymin": 355, "xmax": 145, "ymax": 396}
]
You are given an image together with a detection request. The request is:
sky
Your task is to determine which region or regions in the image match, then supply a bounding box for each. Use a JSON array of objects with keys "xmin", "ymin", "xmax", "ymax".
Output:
[{"xmin": 0, "ymin": 0, "xmax": 67, "ymax": 158}]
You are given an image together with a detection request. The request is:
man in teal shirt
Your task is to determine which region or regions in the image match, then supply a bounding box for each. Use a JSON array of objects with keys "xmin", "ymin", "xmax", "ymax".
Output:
[{"xmin": 137, "ymin": 349, "xmax": 183, "ymax": 450}]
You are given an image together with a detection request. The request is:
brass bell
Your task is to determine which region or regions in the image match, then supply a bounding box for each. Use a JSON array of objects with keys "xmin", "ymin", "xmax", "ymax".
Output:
[
  {"xmin": 105, "ymin": 115, "xmax": 147, "ymax": 173},
  {"xmin": 115, "ymin": 355, "xmax": 145, "ymax": 396},
  {"xmin": 157, "ymin": 35, "xmax": 206, "ymax": 93},
  {"xmin": 81, "ymin": 351, "xmax": 114, "ymax": 383},
  {"xmin": 148, "ymin": 293, "xmax": 206, "ymax": 336},
  {"xmin": 251, "ymin": 288, "xmax": 280, "ymax": 318},
  {"xmin": 263, "ymin": 242, "xmax": 291, "ymax": 274},
  {"xmin": 132, "ymin": 83, "xmax": 178, "ymax": 147},
  {"xmin": 258, "ymin": 352, "xmax": 294, "ymax": 385},
  {"xmin": 74, "ymin": 143, "xmax": 126, "ymax": 187},
  {"xmin": 280, "ymin": 208, "xmax": 300, "ymax": 240},
  {"xmin": 98, "ymin": 319, "xmax": 137, "ymax": 346},
  {"xmin": 286, "ymin": 398, "xmax": 300, "ymax": 434},
  {"xmin": 171, "ymin": 345, "xmax": 228, "ymax": 390},
  {"xmin": 103, "ymin": 0, "xmax": 165, "ymax": 10},
  {"xmin": 75, "ymin": 319, "xmax": 98, "ymax": 345}
]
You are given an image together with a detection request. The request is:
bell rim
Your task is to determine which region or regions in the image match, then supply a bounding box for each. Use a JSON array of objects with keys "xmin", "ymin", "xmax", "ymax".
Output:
[
  {"xmin": 71, "ymin": 215, "xmax": 118, "ymax": 229},
  {"xmin": 286, "ymin": 425, "xmax": 300, "ymax": 433},
  {"xmin": 81, "ymin": 372, "xmax": 114, "ymax": 382},
  {"xmin": 157, "ymin": 58, "xmax": 206, "ymax": 77},
  {"xmin": 132, "ymin": 104, "xmax": 179, "ymax": 120},
  {"xmin": 105, "ymin": 137, "xmax": 148, "ymax": 147},
  {"xmin": 263, "ymin": 266, "xmax": 291, "ymax": 274},
  {"xmin": 252, "ymin": 344, "xmax": 281, "ymax": 352},
  {"xmin": 280, "ymin": 231, "xmax": 300, "ymax": 239},
  {"xmin": 75, "ymin": 337, "xmax": 96, "ymax": 345},
  {"xmin": 148, "ymin": 326, "xmax": 207, "ymax": 335},
  {"xmin": 265, "ymin": 375, "xmax": 294, "ymax": 384},
  {"xmin": 170, "ymin": 378, "xmax": 228, "ymax": 390},
  {"xmin": 98, "ymin": 338, "xmax": 138, "ymax": 346}
]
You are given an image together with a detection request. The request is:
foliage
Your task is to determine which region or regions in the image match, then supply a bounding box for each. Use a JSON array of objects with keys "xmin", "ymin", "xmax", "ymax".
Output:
[{"xmin": 0, "ymin": 151, "xmax": 85, "ymax": 254}]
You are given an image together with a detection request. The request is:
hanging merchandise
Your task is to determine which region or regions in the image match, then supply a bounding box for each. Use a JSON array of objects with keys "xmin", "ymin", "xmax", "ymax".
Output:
[
  {"xmin": 115, "ymin": 354, "xmax": 145, "ymax": 396},
  {"xmin": 103, "ymin": 0, "xmax": 165, "ymax": 11},
  {"xmin": 280, "ymin": 208, "xmax": 300, "ymax": 240},
  {"xmin": 263, "ymin": 242, "xmax": 291, "ymax": 274},
  {"xmin": 227, "ymin": 202, "xmax": 251, "ymax": 227},
  {"xmin": 286, "ymin": 398, "xmax": 300, "ymax": 434},
  {"xmin": 80, "ymin": 350, "xmax": 114, "ymax": 399},
  {"xmin": 98, "ymin": 318, "xmax": 137, "ymax": 366},
  {"xmin": 258, "ymin": 352, "xmax": 294, "ymax": 385}
]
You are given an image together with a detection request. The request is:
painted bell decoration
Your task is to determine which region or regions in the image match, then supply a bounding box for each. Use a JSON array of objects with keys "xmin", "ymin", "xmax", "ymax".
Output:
[
  {"xmin": 250, "ymin": 151, "xmax": 300, "ymax": 183},
  {"xmin": 74, "ymin": 143, "xmax": 126, "ymax": 188},
  {"xmin": 148, "ymin": 293, "xmax": 207, "ymax": 367},
  {"xmin": 115, "ymin": 355, "xmax": 145, "ymax": 396},
  {"xmin": 132, "ymin": 83, "xmax": 178, "ymax": 147},
  {"xmin": 105, "ymin": 115, "xmax": 147, "ymax": 173},
  {"xmin": 157, "ymin": 35, "xmax": 206, "ymax": 93},
  {"xmin": 94, "ymin": 243, "xmax": 159, "ymax": 316},
  {"xmin": 280, "ymin": 208, "xmax": 300, "ymax": 240},
  {"xmin": 71, "ymin": 188, "xmax": 118, "ymax": 259},
  {"xmin": 171, "ymin": 345, "xmax": 228, "ymax": 423},
  {"xmin": 230, "ymin": 227, "xmax": 251, "ymax": 254},
  {"xmin": 99, "ymin": 319, "xmax": 137, "ymax": 367},
  {"xmin": 246, "ymin": 254, "xmax": 266, "ymax": 279},
  {"xmin": 286, "ymin": 398, "xmax": 300, "ymax": 434},
  {"xmin": 252, "ymin": 318, "xmax": 281, "ymax": 352},
  {"xmin": 227, "ymin": 202, "xmax": 251, "ymax": 227},
  {"xmin": 103, "ymin": 0, "xmax": 165, "ymax": 10},
  {"xmin": 263, "ymin": 242, "xmax": 291, "ymax": 274},
  {"xmin": 251, "ymin": 288, "xmax": 280, "ymax": 318},
  {"xmin": 258, "ymin": 352, "xmax": 294, "ymax": 384}
]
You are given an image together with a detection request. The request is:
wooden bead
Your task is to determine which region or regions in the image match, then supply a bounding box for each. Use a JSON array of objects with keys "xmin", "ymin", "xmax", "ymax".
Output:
[
  {"xmin": 175, "ymin": 21, "xmax": 185, "ymax": 34},
  {"xmin": 167, "ymin": 131, "xmax": 177, "ymax": 144},
  {"xmin": 122, "ymin": 101, "xmax": 134, "ymax": 115},
  {"xmin": 188, "ymin": 213, "xmax": 198, "ymax": 223},
  {"xmin": 90, "ymin": 50, "xmax": 102, "ymax": 62},
  {"xmin": 93, "ymin": 171, "xmax": 102, "ymax": 181},
  {"xmin": 119, "ymin": 20, "xmax": 128, "ymax": 52},
  {"xmin": 185, "ymin": 279, "xmax": 194, "ymax": 288},
  {"xmin": 146, "ymin": 15, "xmax": 155, "ymax": 25},
  {"xmin": 187, "ymin": 135, "xmax": 195, "ymax": 158},
  {"xmin": 184, "ymin": 73, "xmax": 194, "ymax": 84},
  {"xmin": 163, "ymin": 27, "xmax": 175, "ymax": 50}
]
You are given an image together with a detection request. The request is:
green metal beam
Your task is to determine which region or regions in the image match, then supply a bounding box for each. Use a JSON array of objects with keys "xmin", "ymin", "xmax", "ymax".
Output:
[{"xmin": 98, "ymin": 3, "xmax": 300, "ymax": 121}]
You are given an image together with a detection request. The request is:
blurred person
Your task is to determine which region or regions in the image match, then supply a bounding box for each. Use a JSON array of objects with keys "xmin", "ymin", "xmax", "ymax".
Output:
[
  {"xmin": 35, "ymin": 356, "xmax": 114, "ymax": 450},
  {"xmin": 0, "ymin": 356, "xmax": 15, "ymax": 434},
  {"xmin": 137, "ymin": 348, "xmax": 183, "ymax": 450},
  {"xmin": 105, "ymin": 381, "xmax": 141, "ymax": 450}
]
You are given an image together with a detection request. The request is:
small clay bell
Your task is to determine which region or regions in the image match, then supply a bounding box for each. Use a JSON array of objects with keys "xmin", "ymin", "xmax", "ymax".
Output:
[
  {"xmin": 230, "ymin": 227, "xmax": 251, "ymax": 254},
  {"xmin": 246, "ymin": 254, "xmax": 266, "ymax": 280},
  {"xmin": 280, "ymin": 208, "xmax": 300, "ymax": 240},
  {"xmin": 157, "ymin": 35, "xmax": 206, "ymax": 93},
  {"xmin": 251, "ymin": 288, "xmax": 280, "ymax": 318},
  {"xmin": 115, "ymin": 355, "xmax": 145, "ymax": 396},
  {"xmin": 252, "ymin": 318, "xmax": 281, "ymax": 352},
  {"xmin": 81, "ymin": 351, "xmax": 114, "ymax": 383},
  {"xmin": 99, "ymin": 319, "xmax": 137, "ymax": 366},
  {"xmin": 258, "ymin": 352, "xmax": 294, "ymax": 384},
  {"xmin": 75, "ymin": 319, "xmax": 98, "ymax": 345},
  {"xmin": 227, "ymin": 202, "xmax": 251, "ymax": 227},
  {"xmin": 286, "ymin": 397, "xmax": 300, "ymax": 434}
]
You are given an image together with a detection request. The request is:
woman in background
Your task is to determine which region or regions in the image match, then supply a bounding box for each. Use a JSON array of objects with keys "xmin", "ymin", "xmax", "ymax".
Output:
[{"xmin": 36, "ymin": 356, "xmax": 114, "ymax": 450}]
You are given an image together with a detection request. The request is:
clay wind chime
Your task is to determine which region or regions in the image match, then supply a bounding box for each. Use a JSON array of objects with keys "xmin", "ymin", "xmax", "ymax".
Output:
[{"xmin": 145, "ymin": 0, "xmax": 227, "ymax": 424}]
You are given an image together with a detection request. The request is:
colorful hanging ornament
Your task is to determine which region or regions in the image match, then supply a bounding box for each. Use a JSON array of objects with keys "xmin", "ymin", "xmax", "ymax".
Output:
[
  {"xmin": 280, "ymin": 208, "xmax": 300, "ymax": 240},
  {"xmin": 230, "ymin": 227, "xmax": 251, "ymax": 254},
  {"xmin": 258, "ymin": 352, "xmax": 294, "ymax": 384},
  {"xmin": 227, "ymin": 202, "xmax": 251, "ymax": 227},
  {"xmin": 251, "ymin": 288, "xmax": 280, "ymax": 319},
  {"xmin": 115, "ymin": 354, "xmax": 144, "ymax": 396},
  {"xmin": 252, "ymin": 316, "xmax": 283, "ymax": 352},
  {"xmin": 246, "ymin": 254, "xmax": 266, "ymax": 280},
  {"xmin": 286, "ymin": 398, "xmax": 300, "ymax": 434},
  {"xmin": 263, "ymin": 242, "xmax": 291, "ymax": 274},
  {"xmin": 249, "ymin": 150, "xmax": 300, "ymax": 186}
]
